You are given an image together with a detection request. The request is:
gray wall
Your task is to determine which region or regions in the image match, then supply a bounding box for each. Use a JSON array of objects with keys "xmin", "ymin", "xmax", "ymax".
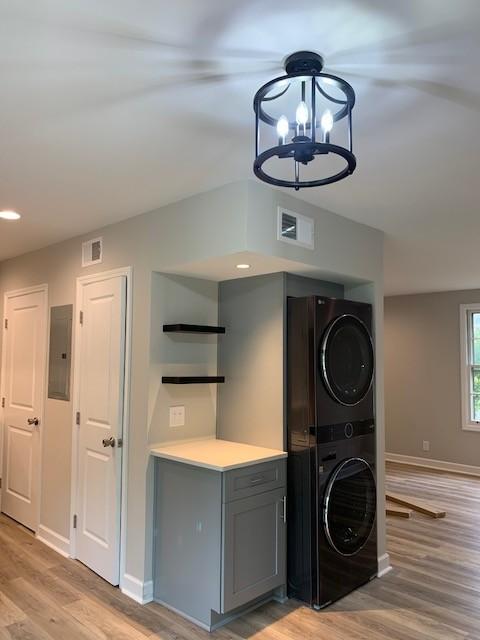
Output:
[
  {"xmin": 217, "ymin": 273, "xmax": 285, "ymax": 450},
  {"xmin": 385, "ymin": 289, "xmax": 480, "ymax": 467},
  {"xmin": 0, "ymin": 182, "xmax": 248, "ymax": 588},
  {"xmin": 246, "ymin": 181, "xmax": 383, "ymax": 285},
  {"xmin": 0, "ymin": 179, "xmax": 386, "ymax": 589},
  {"xmin": 217, "ymin": 274, "xmax": 344, "ymax": 451},
  {"xmin": 148, "ymin": 273, "xmax": 219, "ymax": 445},
  {"xmin": 285, "ymin": 274, "xmax": 344, "ymax": 300}
]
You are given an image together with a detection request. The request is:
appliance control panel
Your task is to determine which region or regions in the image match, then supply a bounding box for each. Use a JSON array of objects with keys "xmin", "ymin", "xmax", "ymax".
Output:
[{"xmin": 316, "ymin": 419, "xmax": 374, "ymax": 444}]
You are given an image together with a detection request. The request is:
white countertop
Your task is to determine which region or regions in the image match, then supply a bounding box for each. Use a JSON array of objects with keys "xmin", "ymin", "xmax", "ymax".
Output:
[{"xmin": 150, "ymin": 438, "xmax": 287, "ymax": 472}]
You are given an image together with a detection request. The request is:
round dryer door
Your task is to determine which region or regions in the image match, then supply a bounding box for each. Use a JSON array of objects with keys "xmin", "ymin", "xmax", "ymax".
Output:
[
  {"xmin": 324, "ymin": 457, "xmax": 376, "ymax": 556},
  {"xmin": 320, "ymin": 314, "xmax": 374, "ymax": 406}
]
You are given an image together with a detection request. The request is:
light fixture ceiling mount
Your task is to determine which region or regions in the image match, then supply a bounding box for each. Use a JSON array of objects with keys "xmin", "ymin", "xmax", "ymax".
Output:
[{"xmin": 253, "ymin": 51, "xmax": 356, "ymax": 191}]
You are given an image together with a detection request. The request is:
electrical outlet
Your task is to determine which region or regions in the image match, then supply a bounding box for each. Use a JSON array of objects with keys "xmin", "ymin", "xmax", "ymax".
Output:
[
  {"xmin": 169, "ymin": 405, "xmax": 185, "ymax": 428},
  {"xmin": 422, "ymin": 440, "xmax": 430, "ymax": 452}
]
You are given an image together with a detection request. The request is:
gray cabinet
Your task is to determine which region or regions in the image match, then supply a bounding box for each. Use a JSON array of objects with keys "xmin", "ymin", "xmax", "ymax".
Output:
[
  {"xmin": 222, "ymin": 488, "xmax": 286, "ymax": 613},
  {"xmin": 153, "ymin": 458, "xmax": 286, "ymax": 631}
]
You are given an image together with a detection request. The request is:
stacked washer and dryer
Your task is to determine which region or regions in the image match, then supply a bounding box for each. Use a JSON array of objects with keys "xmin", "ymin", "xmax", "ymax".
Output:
[{"xmin": 287, "ymin": 295, "xmax": 377, "ymax": 609}]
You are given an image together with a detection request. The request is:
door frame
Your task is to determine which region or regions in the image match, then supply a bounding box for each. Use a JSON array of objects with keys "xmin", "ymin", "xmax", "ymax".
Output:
[
  {"xmin": 0, "ymin": 283, "xmax": 49, "ymax": 530},
  {"xmin": 69, "ymin": 267, "xmax": 132, "ymax": 588}
]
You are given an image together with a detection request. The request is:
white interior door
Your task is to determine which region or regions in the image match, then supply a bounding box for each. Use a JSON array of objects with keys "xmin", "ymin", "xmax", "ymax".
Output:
[
  {"xmin": 1, "ymin": 287, "xmax": 47, "ymax": 531},
  {"xmin": 75, "ymin": 275, "xmax": 126, "ymax": 585}
]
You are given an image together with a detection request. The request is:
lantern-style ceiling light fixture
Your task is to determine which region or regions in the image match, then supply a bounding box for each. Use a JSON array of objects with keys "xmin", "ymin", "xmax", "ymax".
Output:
[{"xmin": 253, "ymin": 51, "xmax": 356, "ymax": 190}]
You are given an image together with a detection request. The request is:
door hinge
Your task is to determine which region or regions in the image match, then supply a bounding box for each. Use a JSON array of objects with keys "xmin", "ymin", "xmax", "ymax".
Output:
[
  {"xmin": 4, "ymin": 319, "xmax": 7, "ymax": 330},
  {"xmin": 1, "ymin": 398, "xmax": 5, "ymax": 409},
  {"xmin": 79, "ymin": 310, "xmax": 83, "ymax": 325},
  {"xmin": 76, "ymin": 411, "xmax": 80, "ymax": 426},
  {"xmin": 73, "ymin": 514, "xmax": 77, "ymax": 529}
]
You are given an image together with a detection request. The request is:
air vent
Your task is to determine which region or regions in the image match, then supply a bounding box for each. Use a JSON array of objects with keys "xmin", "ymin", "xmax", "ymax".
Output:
[
  {"xmin": 281, "ymin": 213, "xmax": 297, "ymax": 240},
  {"xmin": 82, "ymin": 237, "xmax": 103, "ymax": 267},
  {"xmin": 277, "ymin": 207, "xmax": 314, "ymax": 249}
]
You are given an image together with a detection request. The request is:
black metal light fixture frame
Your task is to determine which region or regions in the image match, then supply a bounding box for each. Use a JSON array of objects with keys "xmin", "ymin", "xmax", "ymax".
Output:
[{"xmin": 253, "ymin": 51, "xmax": 356, "ymax": 190}]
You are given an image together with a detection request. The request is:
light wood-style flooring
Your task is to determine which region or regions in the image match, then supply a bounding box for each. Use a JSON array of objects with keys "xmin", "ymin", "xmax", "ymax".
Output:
[{"xmin": 1, "ymin": 463, "xmax": 479, "ymax": 639}]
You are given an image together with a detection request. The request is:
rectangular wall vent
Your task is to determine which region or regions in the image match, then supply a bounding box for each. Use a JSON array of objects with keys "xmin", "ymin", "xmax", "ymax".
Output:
[
  {"xmin": 281, "ymin": 213, "xmax": 297, "ymax": 240},
  {"xmin": 82, "ymin": 237, "xmax": 103, "ymax": 267},
  {"xmin": 277, "ymin": 207, "xmax": 314, "ymax": 249}
]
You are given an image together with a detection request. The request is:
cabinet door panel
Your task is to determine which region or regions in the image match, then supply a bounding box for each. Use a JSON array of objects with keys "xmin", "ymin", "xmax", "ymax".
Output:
[{"xmin": 222, "ymin": 488, "xmax": 286, "ymax": 613}]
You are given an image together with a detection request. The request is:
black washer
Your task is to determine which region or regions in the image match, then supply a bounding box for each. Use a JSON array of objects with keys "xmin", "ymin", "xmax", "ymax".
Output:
[
  {"xmin": 321, "ymin": 314, "xmax": 374, "ymax": 407},
  {"xmin": 323, "ymin": 457, "xmax": 376, "ymax": 556}
]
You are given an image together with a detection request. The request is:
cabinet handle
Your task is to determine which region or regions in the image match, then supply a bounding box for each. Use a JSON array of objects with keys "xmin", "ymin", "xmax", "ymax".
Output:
[
  {"xmin": 281, "ymin": 496, "xmax": 287, "ymax": 523},
  {"xmin": 250, "ymin": 475, "xmax": 265, "ymax": 485}
]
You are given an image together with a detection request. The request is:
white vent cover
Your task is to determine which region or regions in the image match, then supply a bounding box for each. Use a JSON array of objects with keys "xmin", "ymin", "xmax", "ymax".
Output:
[
  {"xmin": 277, "ymin": 207, "xmax": 314, "ymax": 249},
  {"xmin": 82, "ymin": 237, "xmax": 103, "ymax": 267}
]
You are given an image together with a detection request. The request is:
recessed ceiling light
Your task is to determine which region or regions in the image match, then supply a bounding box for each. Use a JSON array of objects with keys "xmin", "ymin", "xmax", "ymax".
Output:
[
  {"xmin": 236, "ymin": 263, "xmax": 251, "ymax": 269},
  {"xmin": 0, "ymin": 210, "xmax": 21, "ymax": 220}
]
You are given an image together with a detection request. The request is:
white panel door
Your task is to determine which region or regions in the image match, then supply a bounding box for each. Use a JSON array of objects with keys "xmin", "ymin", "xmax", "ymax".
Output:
[
  {"xmin": 75, "ymin": 276, "xmax": 126, "ymax": 585},
  {"xmin": 2, "ymin": 287, "xmax": 47, "ymax": 531}
]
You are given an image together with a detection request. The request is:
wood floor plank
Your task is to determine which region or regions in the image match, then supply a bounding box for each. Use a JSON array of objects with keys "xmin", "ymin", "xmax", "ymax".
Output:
[
  {"xmin": 5, "ymin": 619, "xmax": 55, "ymax": 640},
  {"xmin": 0, "ymin": 577, "xmax": 98, "ymax": 640},
  {"xmin": 0, "ymin": 591, "xmax": 26, "ymax": 627},
  {"xmin": 50, "ymin": 563, "xmax": 181, "ymax": 637},
  {"xmin": 64, "ymin": 597, "xmax": 149, "ymax": 640},
  {"xmin": 1, "ymin": 463, "xmax": 480, "ymax": 639}
]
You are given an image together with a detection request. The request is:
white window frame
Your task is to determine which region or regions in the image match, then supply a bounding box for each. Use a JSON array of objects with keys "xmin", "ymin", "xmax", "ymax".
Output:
[{"xmin": 460, "ymin": 303, "xmax": 480, "ymax": 431}]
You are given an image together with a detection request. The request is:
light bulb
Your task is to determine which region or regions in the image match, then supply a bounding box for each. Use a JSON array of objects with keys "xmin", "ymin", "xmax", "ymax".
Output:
[
  {"xmin": 295, "ymin": 101, "xmax": 309, "ymax": 126},
  {"xmin": 276, "ymin": 115, "xmax": 289, "ymax": 140},
  {"xmin": 321, "ymin": 110, "xmax": 334, "ymax": 133},
  {"xmin": 0, "ymin": 210, "xmax": 21, "ymax": 220}
]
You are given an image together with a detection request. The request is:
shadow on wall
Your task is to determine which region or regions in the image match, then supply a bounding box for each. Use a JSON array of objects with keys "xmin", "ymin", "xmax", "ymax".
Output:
[{"xmin": 148, "ymin": 272, "xmax": 219, "ymax": 445}]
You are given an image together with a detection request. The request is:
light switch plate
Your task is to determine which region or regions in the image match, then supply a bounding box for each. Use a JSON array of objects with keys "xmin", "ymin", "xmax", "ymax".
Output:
[
  {"xmin": 169, "ymin": 405, "xmax": 185, "ymax": 428},
  {"xmin": 422, "ymin": 440, "xmax": 430, "ymax": 452}
]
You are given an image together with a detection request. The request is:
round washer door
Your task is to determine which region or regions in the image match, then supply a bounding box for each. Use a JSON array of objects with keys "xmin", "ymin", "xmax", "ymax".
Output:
[
  {"xmin": 324, "ymin": 457, "xmax": 376, "ymax": 556},
  {"xmin": 321, "ymin": 314, "xmax": 374, "ymax": 406}
]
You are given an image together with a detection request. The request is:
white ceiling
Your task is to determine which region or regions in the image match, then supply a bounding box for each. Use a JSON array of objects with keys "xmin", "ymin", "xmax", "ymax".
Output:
[{"xmin": 0, "ymin": 0, "xmax": 479, "ymax": 295}]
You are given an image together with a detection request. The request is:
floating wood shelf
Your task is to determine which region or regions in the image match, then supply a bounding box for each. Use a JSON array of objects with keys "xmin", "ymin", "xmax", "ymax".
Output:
[
  {"xmin": 162, "ymin": 376, "xmax": 225, "ymax": 385},
  {"xmin": 163, "ymin": 324, "xmax": 225, "ymax": 334}
]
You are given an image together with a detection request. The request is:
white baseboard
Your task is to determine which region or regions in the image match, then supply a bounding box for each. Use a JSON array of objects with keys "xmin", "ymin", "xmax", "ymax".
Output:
[
  {"xmin": 377, "ymin": 553, "xmax": 392, "ymax": 578},
  {"xmin": 36, "ymin": 524, "xmax": 70, "ymax": 558},
  {"xmin": 121, "ymin": 573, "xmax": 153, "ymax": 604},
  {"xmin": 386, "ymin": 452, "xmax": 480, "ymax": 477}
]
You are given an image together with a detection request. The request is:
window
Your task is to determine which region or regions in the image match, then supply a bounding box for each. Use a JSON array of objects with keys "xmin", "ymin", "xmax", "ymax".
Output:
[{"xmin": 460, "ymin": 304, "xmax": 480, "ymax": 431}]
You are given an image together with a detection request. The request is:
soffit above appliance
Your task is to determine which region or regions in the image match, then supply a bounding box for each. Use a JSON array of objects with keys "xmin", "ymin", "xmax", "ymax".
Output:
[{"xmin": 253, "ymin": 51, "xmax": 356, "ymax": 191}]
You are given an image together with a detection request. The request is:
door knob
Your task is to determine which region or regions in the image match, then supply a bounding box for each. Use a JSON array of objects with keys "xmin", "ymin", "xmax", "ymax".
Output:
[
  {"xmin": 27, "ymin": 417, "xmax": 40, "ymax": 426},
  {"xmin": 102, "ymin": 437, "xmax": 116, "ymax": 448}
]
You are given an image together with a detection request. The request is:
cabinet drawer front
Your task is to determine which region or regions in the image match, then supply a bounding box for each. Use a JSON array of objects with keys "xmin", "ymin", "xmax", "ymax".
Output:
[
  {"xmin": 221, "ymin": 488, "xmax": 286, "ymax": 614},
  {"xmin": 223, "ymin": 460, "xmax": 286, "ymax": 502}
]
